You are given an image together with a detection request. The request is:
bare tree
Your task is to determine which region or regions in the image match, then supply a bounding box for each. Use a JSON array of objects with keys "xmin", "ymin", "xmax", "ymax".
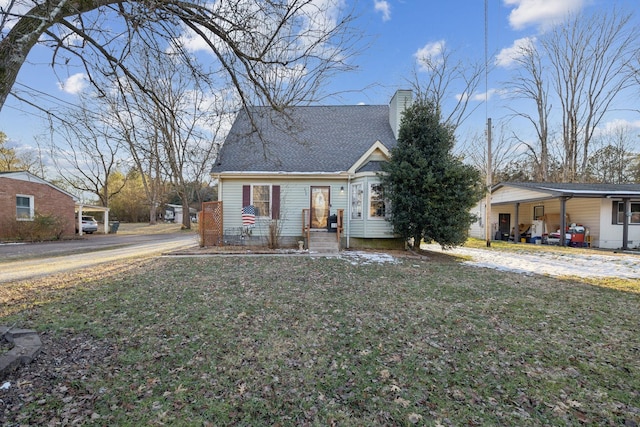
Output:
[
  {"xmin": 48, "ymin": 99, "xmax": 128, "ymax": 205},
  {"xmin": 462, "ymin": 121, "xmax": 524, "ymax": 183},
  {"xmin": 585, "ymin": 125, "xmax": 637, "ymax": 183},
  {"xmin": 0, "ymin": 0, "xmax": 360, "ymax": 112},
  {"xmin": 629, "ymin": 153, "xmax": 640, "ymax": 183},
  {"xmin": 543, "ymin": 8, "xmax": 639, "ymax": 181},
  {"xmin": 0, "ymin": 131, "xmax": 40, "ymax": 173},
  {"xmin": 504, "ymin": 8, "xmax": 639, "ymax": 182},
  {"xmin": 504, "ymin": 40, "xmax": 551, "ymax": 181},
  {"xmin": 104, "ymin": 78, "xmax": 169, "ymax": 225},
  {"xmin": 98, "ymin": 41, "xmax": 229, "ymax": 229},
  {"xmin": 410, "ymin": 42, "xmax": 485, "ymax": 132}
]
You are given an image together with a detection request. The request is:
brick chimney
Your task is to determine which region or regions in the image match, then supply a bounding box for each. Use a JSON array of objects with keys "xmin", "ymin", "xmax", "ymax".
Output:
[{"xmin": 389, "ymin": 89, "xmax": 413, "ymax": 140}]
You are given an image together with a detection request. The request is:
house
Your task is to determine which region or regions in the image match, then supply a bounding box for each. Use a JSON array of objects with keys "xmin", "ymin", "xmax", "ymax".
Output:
[
  {"xmin": 0, "ymin": 171, "xmax": 76, "ymax": 239},
  {"xmin": 165, "ymin": 203, "xmax": 199, "ymax": 224},
  {"xmin": 210, "ymin": 90, "xmax": 413, "ymax": 250},
  {"xmin": 469, "ymin": 182, "xmax": 640, "ymax": 250}
]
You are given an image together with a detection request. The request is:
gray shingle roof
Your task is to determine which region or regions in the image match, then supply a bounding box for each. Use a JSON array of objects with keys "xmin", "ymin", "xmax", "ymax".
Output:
[
  {"xmin": 496, "ymin": 181, "xmax": 640, "ymax": 197},
  {"xmin": 211, "ymin": 105, "xmax": 397, "ymax": 173}
]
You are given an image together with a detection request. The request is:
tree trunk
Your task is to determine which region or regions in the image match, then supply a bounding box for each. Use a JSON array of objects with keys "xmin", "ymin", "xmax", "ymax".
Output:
[
  {"xmin": 149, "ymin": 203, "xmax": 158, "ymax": 225},
  {"xmin": 0, "ymin": 9, "xmax": 46, "ymax": 109},
  {"xmin": 181, "ymin": 198, "xmax": 191, "ymax": 230}
]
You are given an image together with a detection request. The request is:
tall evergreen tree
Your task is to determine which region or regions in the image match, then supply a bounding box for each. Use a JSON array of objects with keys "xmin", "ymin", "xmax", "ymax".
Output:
[{"xmin": 381, "ymin": 98, "xmax": 483, "ymax": 249}]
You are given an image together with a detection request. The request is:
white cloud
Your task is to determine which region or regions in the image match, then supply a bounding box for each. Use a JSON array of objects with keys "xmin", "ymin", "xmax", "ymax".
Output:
[
  {"xmin": 374, "ymin": 0, "xmax": 391, "ymax": 21},
  {"xmin": 414, "ymin": 40, "xmax": 445, "ymax": 71},
  {"xmin": 57, "ymin": 73, "xmax": 88, "ymax": 95},
  {"xmin": 600, "ymin": 119, "xmax": 640, "ymax": 134},
  {"xmin": 495, "ymin": 36, "xmax": 536, "ymax": 68},
  {"xmin": 504, "ymin": 0, "xmax": 586, "ymax": 31},
  {"xmin": 456, "ymin": 88, "xmax": 502, "ymax": 103}
]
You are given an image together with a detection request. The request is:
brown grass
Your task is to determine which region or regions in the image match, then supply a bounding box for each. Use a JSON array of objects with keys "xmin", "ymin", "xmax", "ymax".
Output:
[{"xmin": 1, "ymin": 250, "xmax": 638, "ymax": 426}]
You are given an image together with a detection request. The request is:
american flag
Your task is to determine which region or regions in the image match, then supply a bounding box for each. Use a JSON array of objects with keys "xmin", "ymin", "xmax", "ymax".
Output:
[{"xmin": 241, "ymin": 205, "xmax": 256, "ymax": 226}]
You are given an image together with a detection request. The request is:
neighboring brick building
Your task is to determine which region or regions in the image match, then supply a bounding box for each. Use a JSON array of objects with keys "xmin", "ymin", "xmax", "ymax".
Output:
[{"xmin": 0, "ymin": 171, "xmax": 76, "ymax": 240}]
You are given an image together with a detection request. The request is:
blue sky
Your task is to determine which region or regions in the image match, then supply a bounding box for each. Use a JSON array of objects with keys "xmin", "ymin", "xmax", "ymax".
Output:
[{"xmin": 2, "ymin": 0, "xmax": 639, "ymax": 161}]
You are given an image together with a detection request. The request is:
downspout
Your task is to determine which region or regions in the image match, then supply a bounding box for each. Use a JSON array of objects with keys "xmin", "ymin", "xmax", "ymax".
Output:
[
  {"xmin": 216, "ymin": 174, "xmax": 222, "ymax": 201},
  {"xmin": 346, "ymin": 175, "xmax": 351, "ymax": 249}
]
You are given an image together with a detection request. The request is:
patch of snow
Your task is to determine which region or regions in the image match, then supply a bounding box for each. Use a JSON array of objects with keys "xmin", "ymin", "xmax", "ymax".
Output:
[
  {"xmin": 341, "ymin": 251, "xmax": 401, "ymax": 265},
  {"xmin": 421, "ymin": 244, "xmax": 640, "ymax": 279}
]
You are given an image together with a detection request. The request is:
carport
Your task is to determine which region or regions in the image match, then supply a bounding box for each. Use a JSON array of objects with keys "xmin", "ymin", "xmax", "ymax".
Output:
[
  {"xmin": 75, "ymin": 204, "xmax": 111, "ymax": 236},
  {"xmin": 482, "ymin": 182, "xmax": 640, "ymax": 250},
  {"xmin": 469, "ymin": 182, "xmax": 640, "ymax": 250}
]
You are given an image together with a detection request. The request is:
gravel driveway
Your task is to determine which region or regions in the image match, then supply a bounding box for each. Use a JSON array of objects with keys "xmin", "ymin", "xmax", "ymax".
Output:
[{"xmin": 421, "ymin": 244, "xmax": 640, "ymax": 279}]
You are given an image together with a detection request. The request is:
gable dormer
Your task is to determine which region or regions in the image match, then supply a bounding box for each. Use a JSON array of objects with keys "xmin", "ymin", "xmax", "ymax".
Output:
[{"xmin": 348, "ymin": 140, "xmax": 390, "ymax": 174}]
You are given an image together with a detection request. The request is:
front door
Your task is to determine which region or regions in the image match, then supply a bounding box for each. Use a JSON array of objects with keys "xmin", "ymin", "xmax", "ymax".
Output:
[
  {"xmin": 498, "ymin": 213, "xmax": 511, "ymax": 240},
  {"xmin": 310, "ymin": 186, "xmax": 330, "ymax": 229}
]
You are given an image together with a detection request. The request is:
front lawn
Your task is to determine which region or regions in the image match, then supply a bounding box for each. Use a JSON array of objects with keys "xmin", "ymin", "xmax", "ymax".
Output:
[{"xmin": 1, "ymin": 252, "xmax": 638, "ymax": 425}]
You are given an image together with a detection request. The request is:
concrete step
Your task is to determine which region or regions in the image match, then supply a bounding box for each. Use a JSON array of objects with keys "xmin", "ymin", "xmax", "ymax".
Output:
[{"xmin": 308, "ymin": 232, "xmax": 339, "ymax": 254}]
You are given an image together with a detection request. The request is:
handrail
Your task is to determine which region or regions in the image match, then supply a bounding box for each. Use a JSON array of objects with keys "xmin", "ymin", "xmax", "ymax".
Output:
[
  {"xmin": 302, "ymin": 208, "xmax": 342, "ymax": 251},
  {"xmin": 302, "ymin": 208, "xmax": 310, "ymax": 247},
  {"xmin": 336, "ymin": 209, "xmax": 344, "ymax": 249}
]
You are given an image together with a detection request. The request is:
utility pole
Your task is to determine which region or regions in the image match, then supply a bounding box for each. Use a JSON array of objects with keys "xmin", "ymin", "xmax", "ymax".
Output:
[
  {"xmin": 485, "ymin": 117, "xmax": 492, "ymax": 247},
  {"xmin": 484, "ymin": 0, "xmax": 492, "ymax": 247}
]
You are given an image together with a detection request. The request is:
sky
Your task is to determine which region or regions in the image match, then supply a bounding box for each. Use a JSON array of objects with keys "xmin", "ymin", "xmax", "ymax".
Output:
[{"xmin": 1, "ymin": 0, "xmax": 640, "ymax": 170}]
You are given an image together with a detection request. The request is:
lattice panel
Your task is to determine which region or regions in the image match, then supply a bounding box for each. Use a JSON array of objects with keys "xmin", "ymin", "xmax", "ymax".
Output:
[{"xmin": 200, "ymin": 201, "xmax": 223, "ymax": 247}]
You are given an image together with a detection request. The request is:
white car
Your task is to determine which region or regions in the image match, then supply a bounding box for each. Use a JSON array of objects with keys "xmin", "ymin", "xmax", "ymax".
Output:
[{"xmin": 77, "ymin": 215, "xmax": 98, "ymax": 234}]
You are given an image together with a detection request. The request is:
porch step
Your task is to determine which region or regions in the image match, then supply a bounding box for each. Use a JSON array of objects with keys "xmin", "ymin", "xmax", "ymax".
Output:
[{"xmin": 308, "ymin": 231, "xmax": 340, "ymax": 254}]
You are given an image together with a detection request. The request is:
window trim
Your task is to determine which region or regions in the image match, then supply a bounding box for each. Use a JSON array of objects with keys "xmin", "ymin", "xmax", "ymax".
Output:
[
  {"xmin": 368, "ymin": 183, "xmax": 388, "ymax": 220},
  {"xmin": 251, "ymin": 184, "xmax": 272, "ymax": 218},
  {"xmin": 351, "ymin": 183, "xmax": 363, "ymax": 220},
  {"xmin": 534, "ymin": 205, "xmax": 544, "ymax": 220},
  {"xmin": 16, "ymin": 194, "xmax": 35, "ymax": 221},
  {"xmin": 242, "ymin": 184, "xmax": 280, "ymax": 220},
  {"xmin": 613, "ymin": 200, "xmax": 640, "ymax": 225}
]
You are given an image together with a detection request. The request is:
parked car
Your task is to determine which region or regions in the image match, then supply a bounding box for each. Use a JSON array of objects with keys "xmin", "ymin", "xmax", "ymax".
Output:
[{"xmin": 76, "ymin": 215, "xmax": 98, "ymax": 234}]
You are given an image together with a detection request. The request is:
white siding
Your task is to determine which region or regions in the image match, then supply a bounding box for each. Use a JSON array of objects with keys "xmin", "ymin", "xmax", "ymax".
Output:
[
  {"xmin": 491, "ymin": 186, "xmax": 553, "ymax": 204},
  {"xmin": 598, "ymin": 198, "xmax": 640, "ymax": 249},
  {"xmin": 468, "ymin": 200, "xmax": 487, "ymax": 239}
]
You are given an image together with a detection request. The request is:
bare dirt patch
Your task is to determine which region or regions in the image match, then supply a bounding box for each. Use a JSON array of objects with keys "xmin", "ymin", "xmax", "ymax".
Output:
[{"xmin": 1, "ymin": 332, "xmax": 116, "ymax": 424}]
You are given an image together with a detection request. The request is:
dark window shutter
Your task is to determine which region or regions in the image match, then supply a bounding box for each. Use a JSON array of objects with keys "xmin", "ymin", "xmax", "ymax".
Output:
[
  {"xmin": 242, "ymin": 185, "xmax": 250, "ymax": 207},
  {"xmin": 612, "ymin": 201, "xmax": 619, "ymax": 225},
  {"xmin": 272, "ymin": 185, "xmax": 280, "ymax": 219}
]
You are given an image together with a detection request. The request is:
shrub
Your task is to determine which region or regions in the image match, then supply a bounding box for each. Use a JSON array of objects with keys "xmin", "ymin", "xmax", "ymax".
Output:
[{"xmin": 9, "ymin": 212, "xmax": 68, "ymax": 242}]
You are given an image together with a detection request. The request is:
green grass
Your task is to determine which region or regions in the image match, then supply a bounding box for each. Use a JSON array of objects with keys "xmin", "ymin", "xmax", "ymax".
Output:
[{"xmin": 1, "ymin": 253, "xmax": 639, "ymax": 426}]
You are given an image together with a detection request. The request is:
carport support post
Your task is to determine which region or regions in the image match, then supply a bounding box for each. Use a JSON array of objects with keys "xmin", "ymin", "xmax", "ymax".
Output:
[
  {"xmin": 622, "ymin": 198, "xmax": 630, "ymax": 250},
  {"xmin": 560, "ymin": 197, "xmax": 568, "ymax": 246},
  {"xmin": 77, "ymin": 206, "xmax": 83, "ymax": 237},
  {"xmin": 513, "ymin": 202, "xmax": 520, "ymax": 243}
]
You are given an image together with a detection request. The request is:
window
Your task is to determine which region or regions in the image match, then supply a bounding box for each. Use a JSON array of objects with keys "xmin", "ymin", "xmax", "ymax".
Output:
[
  {"xmin": 252, "ymin": 185, "xmax": 271, "ymax": 217},
  {"xmin": 351, "ymin": 183, "xmax": 363, "ymax": 219},
  {"xmin": 614, "ymin": 201, "xmax": 640, "ymax": 224},
  {"xmin": 242, "ymin": 185, "xmax": 280, "ymax": 220},
  {"xmin": 369, "ymin": 183, "xmax": 388, "ymax": 218},
  {"xmin": 534, "ymin": 206, "xmax": 544, "ymax": 220},
  {"xmin": 16, "ymin": 195, "xmax": 34, "ymax": 220}
]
